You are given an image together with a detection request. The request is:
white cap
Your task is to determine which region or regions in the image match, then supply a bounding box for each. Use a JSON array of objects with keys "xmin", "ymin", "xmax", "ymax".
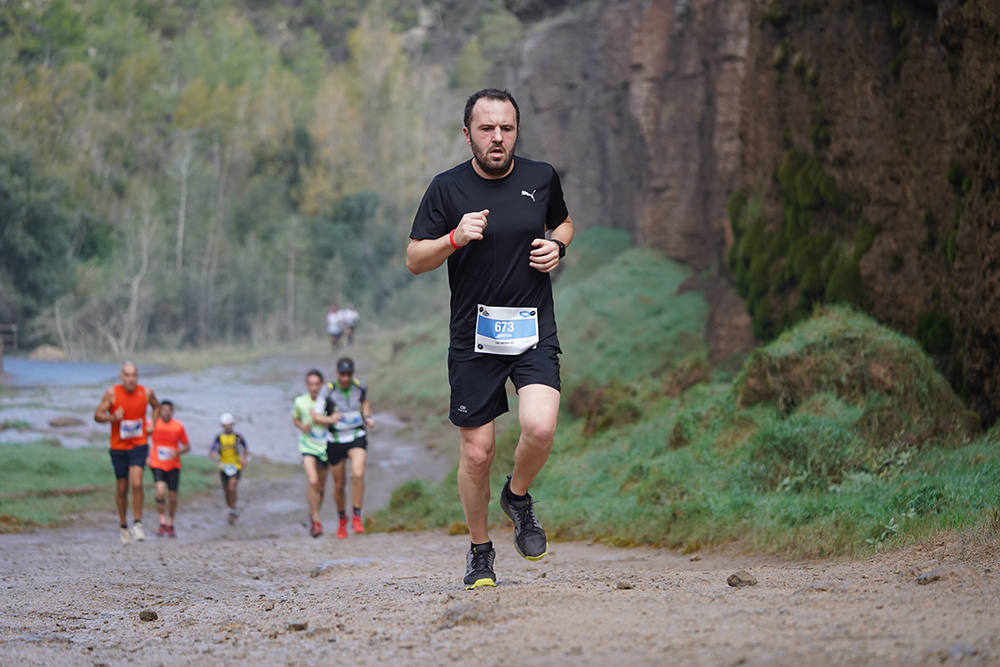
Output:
[{"xmin": 220, "ymin": 412, "xmax": 235, "ymax": 425}]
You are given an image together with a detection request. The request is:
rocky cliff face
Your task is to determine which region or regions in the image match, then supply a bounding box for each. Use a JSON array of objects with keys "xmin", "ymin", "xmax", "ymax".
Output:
[
  {"xmin": 505, "ymin": 0, "xmax": 1000, "ymax": 423},
  {"xmin": 735, "ymin": 0, "xmax": 1000, "ymax": 423},
  {"xmin": 501, "ymin": 0, "xmax": 755, "ymax": 363}
]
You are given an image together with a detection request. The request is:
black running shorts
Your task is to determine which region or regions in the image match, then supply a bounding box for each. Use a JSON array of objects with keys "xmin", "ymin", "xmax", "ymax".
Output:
[
  {"xmin": 109, "ymin": 445, "xmax": 148, "ymax": 479},
  {"xmin": 327, "ymin": 436, "xmax": 368, "ymax": 466},
  {"xmin": 448, "ymin": 335, "xmax": 561, "ymax": 428},
  {"xmin": 151, "ymin": 467, "xmax": 181, "ymax": 492}
]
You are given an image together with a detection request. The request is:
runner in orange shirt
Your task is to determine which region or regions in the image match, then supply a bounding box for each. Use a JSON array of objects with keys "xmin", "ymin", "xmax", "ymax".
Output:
[
  {"xmin": 147, "ymin": 400, "xmax": 190, "ymax": 538},
  {"xmin": 94, "ymin": 361, "xmax": 160, "ymax": 544}
]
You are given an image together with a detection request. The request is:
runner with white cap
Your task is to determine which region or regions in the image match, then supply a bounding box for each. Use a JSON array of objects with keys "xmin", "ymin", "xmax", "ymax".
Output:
[{"xmin": 209, "ymin": 412, "xmax": 248, "ymax": 525}]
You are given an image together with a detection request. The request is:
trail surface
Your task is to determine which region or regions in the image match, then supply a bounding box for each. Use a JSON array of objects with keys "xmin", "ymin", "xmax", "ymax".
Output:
[
  {"xmin": 2, "ymin": 354, "xmax": 999, "ymax": 664},
  {"xmin": 1, "ymin": 471, "xmax": 998, "ymax": 665}
]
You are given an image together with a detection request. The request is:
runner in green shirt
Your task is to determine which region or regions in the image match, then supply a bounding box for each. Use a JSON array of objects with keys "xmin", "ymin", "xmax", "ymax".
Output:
[{"xmin": 292, "ymin": 369, "xmax": 331, "ymax": 537}]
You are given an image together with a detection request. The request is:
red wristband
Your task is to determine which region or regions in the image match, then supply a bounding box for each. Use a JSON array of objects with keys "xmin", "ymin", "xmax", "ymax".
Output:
[{"xmin": 449, "ymin": 228, "xmax": 461, "ymax": 250}]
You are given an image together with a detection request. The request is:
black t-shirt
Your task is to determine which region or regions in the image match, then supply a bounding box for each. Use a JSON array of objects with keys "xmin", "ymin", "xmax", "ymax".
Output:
[{"xmin": 410, "ymin": 157, "xmax": 569, "ymax": 359}]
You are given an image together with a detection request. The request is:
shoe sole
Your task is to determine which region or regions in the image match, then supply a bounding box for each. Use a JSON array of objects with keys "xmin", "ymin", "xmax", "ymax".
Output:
[{"xmin": 464, "ymin": 577, "xmax": 497, "ymax": 590}]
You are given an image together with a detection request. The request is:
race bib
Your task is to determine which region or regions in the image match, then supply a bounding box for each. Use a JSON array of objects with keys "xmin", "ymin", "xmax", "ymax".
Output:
[
  {"xmin": 221, "ymin": 463, "xmax": 238, "ymax": 476},
  {"xmin": 336, "ymin": 411, "xmax": 364, "ymax": 430},
  {"xmin": 119, "ymin": 419, "xmax": 144, "ymax": 440},
  {"xmin": 309, "ymin": 426, "xmax": 327, "ymax": 441},
  {"xmin": 474, "ymin": 305, "xmax": 539, "ymax": 355},
  {"xmin": 157, "ymin": 446, "xmax": 176, "ymax": 461}
]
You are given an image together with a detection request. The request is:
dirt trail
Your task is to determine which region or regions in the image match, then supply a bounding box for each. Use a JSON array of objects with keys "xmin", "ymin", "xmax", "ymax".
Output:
[
  {"xmin": 1, "ymin": 468, "xmax": 998, "ymax": 666},
  {"xmin": 2, "ymin": 354, "xmax": 999, "ymax": 664}
]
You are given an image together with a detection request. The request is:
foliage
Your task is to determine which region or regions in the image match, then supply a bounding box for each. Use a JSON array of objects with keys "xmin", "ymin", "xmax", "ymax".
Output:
[{"xmin": 0, "ymin": 0, "xmax": 473, "ymax": 353}]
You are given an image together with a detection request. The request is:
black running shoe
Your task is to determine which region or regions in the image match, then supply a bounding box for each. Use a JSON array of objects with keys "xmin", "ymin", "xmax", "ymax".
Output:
[
  {"xmin": 499, "ymin": 475, "xmax": 548, "ymax": 560},
  {"xmin": 463, "ymin": 543, "xmax": 497, "ymax": 590}
]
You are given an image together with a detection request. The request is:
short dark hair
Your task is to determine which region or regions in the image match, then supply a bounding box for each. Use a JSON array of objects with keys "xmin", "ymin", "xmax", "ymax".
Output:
[
  {"xmin": 464, "ymin": 88, "xmax": 520, "ymax": 130},
  {"xmin": 160, "ymin": 400, "xmax": 174, "ymax": 408},
  {"xmin": 306, "ymin": 369, "xmax": 324, "ymax": 382}
]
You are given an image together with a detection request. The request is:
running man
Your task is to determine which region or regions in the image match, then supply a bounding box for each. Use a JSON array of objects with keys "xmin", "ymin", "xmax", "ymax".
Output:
[
  {"xmin": 311, "ymin": 357, "xmax": 374, "ymax": 538},
  {"xmin": 147, "ymin": 400, "xmax": 190, "ymax": 537},
  {"xmin": 406, "ymin": 88, "xmax": 574, "ymax": 589},
  {"xmin": 293, "ymin": 369, "xmax": 331, "ymax": 537},
  {"xmin": 341, "ymin": 305, "xmax": 360, "ymax": 346},
  {"xmin": 326, "ymin": 304, "xmax": 343, "ymax": 348},
  {"xmin": 209, "ymin": 413, "xmax": 248, "ymax": 525},
  {"xmin": 94, "ymin": 361, "xmax": 161, "ymax": 544}
]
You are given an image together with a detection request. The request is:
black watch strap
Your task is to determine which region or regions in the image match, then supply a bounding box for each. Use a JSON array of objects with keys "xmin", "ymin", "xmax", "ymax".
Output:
[{"xmin": 552, "ymin": 239, "xmax": 566, "ymax": 258}]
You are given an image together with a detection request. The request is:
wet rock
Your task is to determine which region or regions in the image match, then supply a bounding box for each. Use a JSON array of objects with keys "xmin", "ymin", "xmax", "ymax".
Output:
[
  {"xmin": 287, "ymin": 621, "xmax": 308, "ymax": 632},
  {"xmin": 48, "ymin": 416, "xmax": 85, "ymax": 427},
  {"xmin": 727, "ymin": 571, "xmax": 757, "ymax": 587},
  {"xmin": 615, "ymin": 581, "xmax": 634, "ymax": 590},
  {"xmin": 139, "ymin": 609, "xmax": 158, "ymax": 622}
]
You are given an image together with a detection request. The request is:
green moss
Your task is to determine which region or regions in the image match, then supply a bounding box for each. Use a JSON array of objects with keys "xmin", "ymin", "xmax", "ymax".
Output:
[
  {"xmin": 791, "ymin": 51, "xmax": 807, "ymax": 75},
  {"xmin": 916, "ymin": 310, "xmax": 953, "ymax": 355},
  {"xmin": 854, "ymin": 223, "xmax": 875, "ymax": 260},
  {"xmin": 825, "ymin": 255, "xmax": 863, "ymax": 306},
  {"xmin": 762, "ymin": 0, "xmax": 789, "ymax": 27},
  {"xmin": 772, "ymin": 42, "xmax": 788, "ymax": 70}
]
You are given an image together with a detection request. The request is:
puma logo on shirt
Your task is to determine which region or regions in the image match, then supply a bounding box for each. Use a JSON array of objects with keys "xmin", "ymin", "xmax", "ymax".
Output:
[{"xmin": 520, "ymin": 189, "xmax": 536, "ymax": 202}]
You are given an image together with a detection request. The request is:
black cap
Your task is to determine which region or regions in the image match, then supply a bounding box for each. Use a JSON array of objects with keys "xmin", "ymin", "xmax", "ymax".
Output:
[{"xmin": 336, "ymin": 357, "xmax": 355, "ymax": 374}]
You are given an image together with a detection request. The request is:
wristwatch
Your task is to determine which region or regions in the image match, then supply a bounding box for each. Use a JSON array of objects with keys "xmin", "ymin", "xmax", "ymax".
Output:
[{"xmin": 552, "ymin": 239, "xmax": 566, "ymax": 258}]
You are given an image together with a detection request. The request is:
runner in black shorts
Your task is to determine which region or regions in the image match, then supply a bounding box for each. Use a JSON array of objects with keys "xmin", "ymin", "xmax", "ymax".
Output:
[
  {"xmin": 311, "ymin": 357, "xmax": 375, "ymax": 539},
  {"xmin": 407, "ymin": 88, "xmax": 574, "ymax": 589}
]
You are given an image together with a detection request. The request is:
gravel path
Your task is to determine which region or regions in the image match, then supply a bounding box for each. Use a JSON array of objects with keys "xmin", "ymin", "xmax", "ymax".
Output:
[{"xmin": 1, "ymin": 470, "xmax": 998, "ymax": 665}]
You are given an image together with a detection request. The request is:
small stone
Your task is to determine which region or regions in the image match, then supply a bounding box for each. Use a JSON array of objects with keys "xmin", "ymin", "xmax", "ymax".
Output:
[
  {"xmin": 263, "ymin": 601, "xmax": 275, "ymax": 611},
  {"xmin": 727, "ymin": 571, "xmax": 757, "ymax": 587},
  {"xmin": 916, "ymin": 568, "xmax": 943, "ymax": 585},
  {"xmin": 287, "ymin": 621, "xmax": 308, "ymax": 632},
  {"xmin": 689, "ymin": 554, "xmax": 701, "ymax": 562},
  {"xmin": 615, "ymin": 581, "xmax": 634, "ymax": 590},
  {"xmin": 139, "ymin": 609, "xmax": 158, "ymax": 622}
]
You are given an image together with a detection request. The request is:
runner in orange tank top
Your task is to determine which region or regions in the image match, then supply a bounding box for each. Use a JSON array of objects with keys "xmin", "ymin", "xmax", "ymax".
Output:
[{"xmin": 94, "ymin": 361, "xmax": 160, "ymax": 544}]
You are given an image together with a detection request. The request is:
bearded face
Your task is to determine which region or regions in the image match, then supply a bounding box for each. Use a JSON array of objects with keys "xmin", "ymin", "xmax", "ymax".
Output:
[{"xmin": 464, "ymin": 98, "xmax": 518, "ymax": 179}]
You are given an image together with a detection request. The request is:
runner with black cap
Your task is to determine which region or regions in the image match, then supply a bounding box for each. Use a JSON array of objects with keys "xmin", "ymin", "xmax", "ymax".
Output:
[{"xmin": 311, "ymin": 357, "xmax": 375, "ymax": 538}]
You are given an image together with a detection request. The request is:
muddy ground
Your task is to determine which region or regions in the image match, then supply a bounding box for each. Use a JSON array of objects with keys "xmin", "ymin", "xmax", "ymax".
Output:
[{"xmin": 2, "ymin": 355, "xmax": 999, "ymax": 665}]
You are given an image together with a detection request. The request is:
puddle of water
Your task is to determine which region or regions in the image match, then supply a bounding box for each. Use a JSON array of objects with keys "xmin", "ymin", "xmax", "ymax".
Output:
[{"xmin": 0, "ymin": 358, "xmax": 168, "ymax": 388}]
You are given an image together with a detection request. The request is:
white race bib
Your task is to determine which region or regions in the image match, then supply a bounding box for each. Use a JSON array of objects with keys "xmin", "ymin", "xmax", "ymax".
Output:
[
  {"xmin": 119, "ymin": 419, "xmax": 144, "ymax": 440},
  {"xmin": 221, "ymin": 463, "xmax": 238, "ymax": 476},
  {"xmin": 474, "ymin": 305, "xmax": 539, "ymax": 355},
  {"xmin": 157, "ymin": 446, "xmax": 176, "ymax": 461},
  {"xmin": 336, "ymin": 411, "xmax": 364, "ymax": 430}
]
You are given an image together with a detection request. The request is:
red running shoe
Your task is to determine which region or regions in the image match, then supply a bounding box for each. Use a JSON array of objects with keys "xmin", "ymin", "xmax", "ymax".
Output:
[
  {"xmin": 337, "ymin": 517, "xmax": 348, "ymax": 539},
  {"xmin": 166, "ymin": 524, "xmax": 176, "ymax": 538},
  {"xmin": 156, "ymin": 524, "xmax": 167, "ymax": 537},
  {"xmin": 352, "ymin": 515, "xmax": 365, "ymax": 534},
  {"xmin": 310, "ymin": 521, "xmax": 323, "ymax": 538}
]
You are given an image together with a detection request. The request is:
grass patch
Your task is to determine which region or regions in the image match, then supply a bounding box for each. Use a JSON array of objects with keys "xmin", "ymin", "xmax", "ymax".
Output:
[
  {"xmin": 370, "ymin": 236, "xmax": 999, "ymax": 558},
  {"xmin": 0, "ymin": 441, "xmax": 293, "ymax": 530}
]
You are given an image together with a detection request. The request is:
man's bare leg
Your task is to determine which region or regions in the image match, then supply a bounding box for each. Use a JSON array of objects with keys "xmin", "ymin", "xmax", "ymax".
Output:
[
  {"xmin": 458, "ymin": 421, "xmax": 496, "ymax": 544},
  {"xmin": 509, "ymin": 384, "xmax": 560, "ymax": 495}
]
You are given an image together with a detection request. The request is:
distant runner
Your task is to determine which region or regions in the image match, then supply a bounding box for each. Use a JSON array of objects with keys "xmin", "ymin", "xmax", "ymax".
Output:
[
  {"xmin": 326, "ymin": 304, "xmax": 344, "ymax": 348},
  {"xmin": 210, "ymin": 413, "xmax": 248, "ymax": 525},
  {"xmin": 93, "ymin": 361, "xmax": 160, "ymax": 544},
  {"xmin": 311, "ymin": 357, "xmax": 374, "ymax": 538},
  {"xmin": 147, "ymin": 400, "xmax": 190, "ymax": 537},
  {"xmin": 341, "ymin": 305, "xmax": 360, "ymax": 346},
  {"xmin": 293, "ymin": 369, "xmax": 331, "ymax": 537}
]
